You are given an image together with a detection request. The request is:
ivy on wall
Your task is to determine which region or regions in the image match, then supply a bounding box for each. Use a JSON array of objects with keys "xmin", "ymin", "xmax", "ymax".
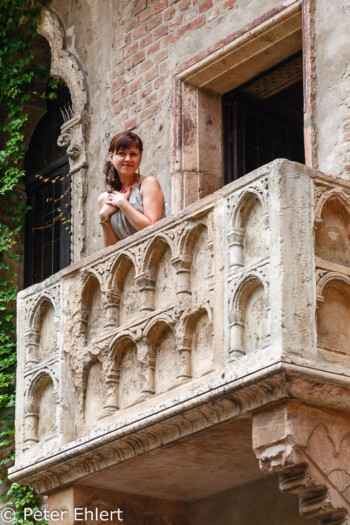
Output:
[{"xmin": 0, "ymin": 1, "xmax": 57, "ymax": 522}]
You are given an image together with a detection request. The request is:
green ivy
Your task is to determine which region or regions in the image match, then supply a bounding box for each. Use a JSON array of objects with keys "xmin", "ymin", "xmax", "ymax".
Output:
[{"xmin": 0, "ymin": 1, "xmax": 56, "ymax": 523}]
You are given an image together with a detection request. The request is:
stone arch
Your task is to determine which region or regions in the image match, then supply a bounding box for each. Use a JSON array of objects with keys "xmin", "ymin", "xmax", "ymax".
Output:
[
  {"xmin": 26, "ymin": 296, "xmax": 58, "ymax": 365},
  {"xmin": 81, "ymin": 271, "xmax": 104, "ymax": 342},
  {"xmin": 143, "ymin": 236, "xmax": 177, "ymax": 310},
  {"xmin": 317, "ymin": 275, "xmax": 350, "ymax": 358},
  {"xmin": 110, "ymin": 254, "xmax": 140, "ymax": 325},
  {"xmin": 315, "ymin": 192, "xmax": 350, "ymax": 267},
  {"xmin": 37, "ymin": 7, "xmax": 90, "ymax": 261},
  {"xmin": 181, "ymin": 223, "xmax": 213, "ymax": 297},
  {"xmin": 111, "ymin": 334, "xmax": 142, "ymax": 409},
  {"xmin": 145, "ymin": 319, "xmax": 178, "ymax": 393},
  {"xmin": 229, "ymin": 274, "xmax": 269, "ymax": 359},
  {"xmin": 24, "ymin": 371, "xmax": 58, "ymax": 445},
  {"xmin": 37, "ymin": 7, "xmax": 88, "ymax": 114},
  {"xmin": 184, "ymin": 306, "xmax": 214, "ymax": 378},
  {"xmin": 84, "ymin": 357, "xmax": 106, "ymax": 426},
  {"xmin": 229, "ymin": 191, "xmax": 268, "ymax": 269}
]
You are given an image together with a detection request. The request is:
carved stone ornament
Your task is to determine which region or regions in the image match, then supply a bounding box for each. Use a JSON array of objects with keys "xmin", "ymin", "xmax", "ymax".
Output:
[{"xmin": 253, "ymin": 401, "xmax": 350, "ymax": 524}]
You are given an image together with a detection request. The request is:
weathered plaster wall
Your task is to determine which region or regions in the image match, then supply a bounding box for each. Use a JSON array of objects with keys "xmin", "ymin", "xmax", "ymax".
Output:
[
  {"xmin": 48, "ymin": 0, "xmax": 285, "ymax": 256},
  {"xmin": 314, "ymin": 0, "xmax": 350, "ymax": 177},
  {"xmin": 188, "ymin": 475, "xmax": 318, "ymax": 525}
]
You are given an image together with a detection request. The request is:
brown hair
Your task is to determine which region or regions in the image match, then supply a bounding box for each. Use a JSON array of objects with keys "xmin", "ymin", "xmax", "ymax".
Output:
[{"xmin": 104, "ymin": 132, "xmax": 143, "ymax": 191}]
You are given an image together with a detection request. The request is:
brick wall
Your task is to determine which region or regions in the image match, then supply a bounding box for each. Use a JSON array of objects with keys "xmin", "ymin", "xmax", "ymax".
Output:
[{"xmin": 109, "ymin": 0, "xmax": 237, "ymax": 135}]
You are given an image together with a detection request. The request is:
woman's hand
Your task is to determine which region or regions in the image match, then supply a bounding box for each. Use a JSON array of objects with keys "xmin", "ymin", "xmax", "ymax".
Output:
[
  {"xmin": 98, "ymin": 192, "xmax": 119, "ymax": 222},
  {"xmin": 106, "ymin": 187, "xmax": 132, "ymax": 209}
]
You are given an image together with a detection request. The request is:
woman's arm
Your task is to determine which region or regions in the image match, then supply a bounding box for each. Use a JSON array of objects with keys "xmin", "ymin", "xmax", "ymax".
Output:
[
  {"xmin": 116, "ymin": 176, "xmax": 164, "ymax": 231},
  {"xmin": 98, "ymin": 192, "xmax": 119, "ymax": 247}
]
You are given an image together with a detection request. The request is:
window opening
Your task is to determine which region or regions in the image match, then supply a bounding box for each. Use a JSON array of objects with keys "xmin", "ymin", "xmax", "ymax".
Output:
[
  {"xmin": 223, "ymin": 53, "xmax": 304, "ymax": 184},
  {"xmin": 24, "ymin": 84, "xmax": 72, "ymax": 287}
]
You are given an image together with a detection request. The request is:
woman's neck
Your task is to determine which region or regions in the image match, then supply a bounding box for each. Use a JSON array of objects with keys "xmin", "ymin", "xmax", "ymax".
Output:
[{"xmin": 119, "ymin": 172, "xmax": 139, "ymax": 189}]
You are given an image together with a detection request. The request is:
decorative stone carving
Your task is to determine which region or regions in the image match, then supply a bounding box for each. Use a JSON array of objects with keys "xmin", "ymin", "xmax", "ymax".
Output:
[
  {"xmin": 253, "ymin": 401, "xmax": 350, "ymax": 524},
  {"xmin": 37, "ymin": 7, "xmax": 89, "ymax": 261}
]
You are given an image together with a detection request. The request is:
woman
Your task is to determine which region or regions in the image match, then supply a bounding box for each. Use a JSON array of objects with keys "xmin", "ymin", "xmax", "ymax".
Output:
[{"xmin": 98, "ymin": 132, "xmax": 165, "ymax": 247}]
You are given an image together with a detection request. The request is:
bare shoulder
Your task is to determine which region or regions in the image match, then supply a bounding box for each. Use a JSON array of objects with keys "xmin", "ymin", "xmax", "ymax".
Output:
[{"xmin": 140, "ymin": 176, "xmax": 162, "ymax": 193}]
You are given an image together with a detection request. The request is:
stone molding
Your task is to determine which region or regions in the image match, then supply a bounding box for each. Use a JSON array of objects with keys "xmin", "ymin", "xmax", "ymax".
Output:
[
  {"xmin": 253, "ymin": 401, "xmax": 350, "ymax": 524},
  {"xmin": 9, "ymin": 365, "xmax": 350, "ymax": 494}
]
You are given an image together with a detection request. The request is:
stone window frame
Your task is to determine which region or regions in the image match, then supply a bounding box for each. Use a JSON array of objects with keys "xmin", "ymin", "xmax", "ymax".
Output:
[
  {"xmin": 170, "ymin": 0, "xmax": 317, "ymax": 213},
  {"xmin": 37, "ymin": 7, "xmax": 90, "ymax": 263}
]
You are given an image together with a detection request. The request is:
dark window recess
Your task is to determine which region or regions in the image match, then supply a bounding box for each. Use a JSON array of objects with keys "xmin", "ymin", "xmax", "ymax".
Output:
[
  {"xmin": 24, "ymin": 85, "xmax": 72, "ymax": 287},
  {"xmin": 223, "ymin": 53, "xmax": 305, "ymax": 184}
]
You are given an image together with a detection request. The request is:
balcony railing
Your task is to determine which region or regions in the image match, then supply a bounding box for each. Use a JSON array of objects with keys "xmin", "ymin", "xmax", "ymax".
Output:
[{"xmin": 10, "ymin": 159, "xmax": 350, "ymax": 493}]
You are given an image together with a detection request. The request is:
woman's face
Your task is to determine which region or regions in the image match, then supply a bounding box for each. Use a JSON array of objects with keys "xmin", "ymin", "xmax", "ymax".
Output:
[{"xmin": 109, "ymin": 145, "xmax": 142, "ymax": 179}]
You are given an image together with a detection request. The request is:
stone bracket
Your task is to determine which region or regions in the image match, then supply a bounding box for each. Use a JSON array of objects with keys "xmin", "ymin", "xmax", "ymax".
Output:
[{"xmin": 253, "ymin": 401, "xmax": 350, "ymax": 524}]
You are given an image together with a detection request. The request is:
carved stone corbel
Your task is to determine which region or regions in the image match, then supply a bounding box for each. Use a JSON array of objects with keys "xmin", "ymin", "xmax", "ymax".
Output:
[{"xmin": 253, "ymin": 401, "xmax": 350, "ymax": 524}]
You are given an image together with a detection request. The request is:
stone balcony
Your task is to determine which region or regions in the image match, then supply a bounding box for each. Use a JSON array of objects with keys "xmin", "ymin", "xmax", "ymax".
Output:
[{"xmin": 10, "ymin": 160, "xmax": 350, "ymax": 523}]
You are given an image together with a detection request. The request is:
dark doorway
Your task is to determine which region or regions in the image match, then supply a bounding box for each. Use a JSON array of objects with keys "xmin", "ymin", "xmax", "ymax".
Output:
[
  {"xmin": 223, "ymin": 53, "xmax": 304, "ymax": 184},
  {"xmin": 24, "ymin": 84, "xmax": 72, "ymax": 287}
]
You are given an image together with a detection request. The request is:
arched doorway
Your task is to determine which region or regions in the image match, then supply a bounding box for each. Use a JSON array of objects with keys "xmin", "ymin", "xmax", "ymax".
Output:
[{"xmin": 24, "ymin": 84, "xmax": 72, "ymax": 287}]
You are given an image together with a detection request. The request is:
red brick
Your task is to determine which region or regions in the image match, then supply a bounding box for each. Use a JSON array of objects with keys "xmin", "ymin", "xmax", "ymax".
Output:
[
  {"xmin": 129, "ymin": 77, "xmax": 143, "ymax": 94},
  {"xmin": 140, "ymin": 106, "xmax": 154, "ymax": 122},
  {"xmin": 178, "ymin": 0, "xmax": 191, "ymax": 11},
  {"xmin": 169, "ymin": 14, "xmax": 183, "ymax": 31},
  {"xmin": 148, "ymin": 40, "xmax": 161, "ymax": 55},
  {"xmin": 140, "ymin": 7, "xmax": 154, "ymax": 22},
  {"xmin": 183, "ymin": 9, "xmax": 197, "ymax": 23},
  {"xmin": 141, "ymin": 84, "xmax": 153, "ymax": 98},
  {"xmin": 223, "ymin": 0, "xmax": 237, "ymax": 7},
  {"xmin": 118, "ymin": 34, "xmax": 131, "ymax": 49},
  {"xmin": 133, "ymin": 0, "xmax": 147, "ymax": 15},
  {"xmin": 124, "ymin": 117, "xmax": 137, "ymax": 130},
  {"xmin": 154, "ymin": 74, "xmax": 167, "ymax": 89},
  {"xmin": 124, "ymin": 67, "xmax": 138, "ymax": 83},
  {"xmin": 139, "ymin": 32, "xmax": 154, "ymax": 49},
  {"xmin": 125, "ymin": 18, "xmax": 139, "ymax": 32},
  {"xmin": 158, "ymin": 60, "xmax": 168, "ymax": 74},
  {"xmin": 132, "ymin": 25, "xmax": 147, "ymax": 39},
  {"xmin": 161, "ymin": 33, "xmax": 176, "ymax": 46},
  {"xmin": 131, "ymin": 49, "xmax": 145, "ymax": 67},
  {"xmin": 147, "ymin": 13, "xmax": 162, "ymax": 30},
  {"xmin": 139, "ymin": 59, "xmax": 153, "ymax": 73},
  {"xmin": 154, "ymin": 49, "xmax": 168, "ymax": 64},
  {"xmin": 152, "ymin": 0, "xmax": 168, "ymax": 15},
  {"xmin": 121, "ymin": 86, "xmax": 129, "ymax": 98},
  {"xmin": 144, "ymin": 66, "xmax": 158, "ymax": 83},
  {"xmin": 111, "ymin": 78, "xmax": 123, "ymax": 93},
  {"xmin": 199, "ymin": 0, "xmax": 213, "ymax": 13},
  {"xmin": 164, "ymin": 7, "xmax": 176, "ymax": 20},
  {"xmin": 124, "ymin": 42, "xmax": 138, "ymax": 59},
  {"xmin": 153, "ymin": 24, "xmax": 168, "ymax": 40},
  {"xmin": 177, "ymin": 14, "xmax": 205, "ymax": 37},
  {"xmin": 144, "ymin": 92, "xmax": 159, "ymax": 106}
]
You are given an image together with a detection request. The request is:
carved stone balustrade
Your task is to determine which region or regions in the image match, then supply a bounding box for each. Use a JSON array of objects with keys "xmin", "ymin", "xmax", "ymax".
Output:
[{"xmin": 10, "ymin": 161, "xmax": 350, "ymax": 523}]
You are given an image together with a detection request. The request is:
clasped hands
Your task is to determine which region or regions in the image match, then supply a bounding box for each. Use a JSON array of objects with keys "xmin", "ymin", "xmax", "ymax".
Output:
[
  {"xmin": 99, "ymin": 187, "xmax": 132, "ymax": 223},
  {"xmin": 106, "ymin": 186, "xmax": 133, "ymax": 209}
]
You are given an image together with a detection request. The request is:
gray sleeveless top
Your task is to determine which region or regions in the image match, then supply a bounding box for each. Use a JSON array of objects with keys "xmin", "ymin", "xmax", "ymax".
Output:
[{"xmin": 110, "ymin": 178, "xmax": 166, "ymax": 240}]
